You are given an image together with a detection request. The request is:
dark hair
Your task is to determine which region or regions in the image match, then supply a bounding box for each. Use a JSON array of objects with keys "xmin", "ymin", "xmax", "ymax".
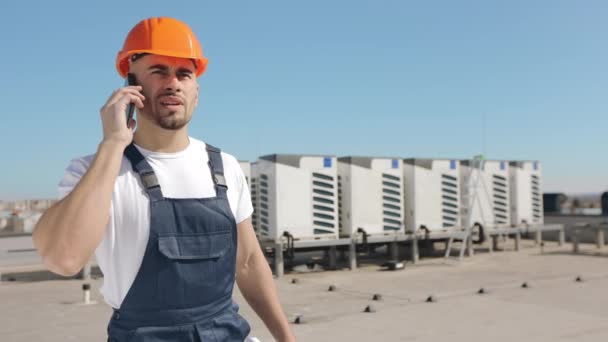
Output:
[
  {"xmin": 130, "ymin": 53, "xmax": 197, "ymax": 70},
  {"xmin": 130, "ymin": 53, "xmax": 150, "ymax": 63}
]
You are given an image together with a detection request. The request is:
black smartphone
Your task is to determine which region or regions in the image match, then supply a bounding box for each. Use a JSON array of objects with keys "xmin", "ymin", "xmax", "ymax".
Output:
[{"xmin": 125, "ymin": 73, "xmax": 138, "ymax": 124}]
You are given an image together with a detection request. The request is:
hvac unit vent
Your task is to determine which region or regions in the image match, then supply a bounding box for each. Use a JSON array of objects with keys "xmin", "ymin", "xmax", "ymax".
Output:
[
  {"xmin": 441, "ymin": 174, "xmax": 459, "ymax": 228},
  {"xmin": 338, "ymin": 175, "xmax": 343, "ymax": 230},
  {"xmin": 403, "ymin": 159, "xmax": 460, "ymax": 233},
  {"xmin": 531, "ymin": 175, "xmax": 542, "ymax": 221},
  {"xmin": 255, "ymin": 154, "xmax": 339, "ymax": 241},
  {"xmin": 250, "ymin": 177, "xmax": 258, "ymax": 232},
  {"xmin": 382, "ymin": 173, "xmax": 403, "ymax": 231},
  {"xmin": 338, "ymin": 157, "xmax": 404, "ymax": 236},
  {"xmin": 258, "ymin": 173, "xmax": 271, "ymax": 237},
  {"xmin": 312, "ymin": 172, "xmax": 336, "ymax": 235},
  {"xmin": 493, "ymin": 174, "xmax": 509, "ymax": 224},
  {"xmin": 509, "ymin": 161, "xmax": 544, "ymax": 225}
]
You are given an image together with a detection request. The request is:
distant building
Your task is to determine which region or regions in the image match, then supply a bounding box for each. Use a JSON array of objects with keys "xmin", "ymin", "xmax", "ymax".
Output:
[
  {"xmin": 0, "ymin": 217, "xmax": 8, "ymax": 231},
  {"xmin": 7, "ymin": 211, "xmax": 42, "ymax": 234},
  {"xmin": 543, "ymin": 193, "xmax": 567, "ymax": 214},
  {"xmin": 0, "ymin": 209, "xmax": 45, "ymax": 234},
  {"xmin": 0, "ymin": 200, "xmax": 55, "ymax": 213}
]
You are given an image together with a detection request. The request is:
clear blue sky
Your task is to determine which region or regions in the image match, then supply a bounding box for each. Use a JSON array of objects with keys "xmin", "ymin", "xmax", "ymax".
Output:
[{"xmin": 1, "ymin": 0, "xmax": 606, "ymax": 199}]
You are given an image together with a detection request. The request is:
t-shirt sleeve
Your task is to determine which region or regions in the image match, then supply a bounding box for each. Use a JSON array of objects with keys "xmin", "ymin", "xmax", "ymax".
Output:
[
  {"xmin": 58, "ymin": 156, "xmax": 93, "ymax": 200},
  {"xmin": 233, "ymin": 159, "xmax": 254, "ymax": 224}
]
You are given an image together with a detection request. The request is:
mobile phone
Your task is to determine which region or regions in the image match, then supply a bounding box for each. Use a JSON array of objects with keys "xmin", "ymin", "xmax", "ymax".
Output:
[{"xmin": 125, "ymin": 73, "xmax": 138, "ymax": 124}]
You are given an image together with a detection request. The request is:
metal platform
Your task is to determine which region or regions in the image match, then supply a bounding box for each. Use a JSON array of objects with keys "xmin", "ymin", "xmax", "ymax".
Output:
[
  {"xmin": 571, "ymin": 222, "xmax": 608, "ymax": 253},
  {"xmin": 485, "ymin": 227, "xmax": 522, "ymax": 252},
  {"xmin": 519, "ymin": 223, "xmax": 566, "ymax": 246},
  {"xmin": 258, "ymin": 223, "xmax": 567, "ymax": 278},
  {"xmin": 472, "ymin": 223, "xmax": 566, "ymax": 254},
  {"xmin": 259, "ymin": 229, "xmax": 468, "ymax": 278}
]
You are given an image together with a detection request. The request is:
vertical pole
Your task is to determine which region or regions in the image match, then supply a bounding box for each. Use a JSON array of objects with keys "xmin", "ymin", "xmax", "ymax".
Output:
[
  {"xmin": 275, "ymin": 241, "xmax": 284, "ymax": 278},
  {"xmin": 558, "ymin": 227, "xmax": 565, "ymax": 246},
  {"xmin": 411, "ymin": 237, "xmax": 419, "ymax": 264},
  {"xmin": 349, "ymin": 239, "xmax": 357, "ymax": 271},
  {"xmin": 389, "ymin": 242, "xmax": 399, "ymax": 260},
  {"xmin": 328, "ymin": 246, "xmax": 337, "ymax": 270},
  {"xmin": 596, "ymin": 229, "xmax": 604, "ymax": 249}
]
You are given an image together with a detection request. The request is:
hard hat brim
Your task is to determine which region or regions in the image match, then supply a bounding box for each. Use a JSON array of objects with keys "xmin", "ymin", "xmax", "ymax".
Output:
[{"xmin": 116, "ymin": 49, "xmax": 208, "ymax": 78}]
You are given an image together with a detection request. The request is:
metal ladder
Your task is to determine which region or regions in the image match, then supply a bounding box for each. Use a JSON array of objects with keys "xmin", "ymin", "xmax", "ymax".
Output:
[{"xmin": 445, "ymin": 155, "xmax": 490, "ymax": 260}]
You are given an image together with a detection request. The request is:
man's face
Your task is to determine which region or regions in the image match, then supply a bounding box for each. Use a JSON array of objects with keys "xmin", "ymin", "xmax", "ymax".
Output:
[{"xmin": 130, "ymin": 54, "xmax": 199, "ymax": 130}]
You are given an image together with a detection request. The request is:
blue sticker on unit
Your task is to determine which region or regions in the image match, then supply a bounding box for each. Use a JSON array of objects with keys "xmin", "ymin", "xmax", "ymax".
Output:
[
  {"xmin": 534, "ymin": 161, "xmax": 538, "ymax": 170},
  {"xmin": 500, "ymin": 161, "xmax": 505, "ymax": 170},
  {"xmin": 392, "ymin": 159, "xmax": 399, "ymax": 169},
  {"xmin": 324, "ymin": 157, "xmax": 332, "ymax": 168},
  {"xmin": 450, "ymin": 160, "xmax": 456, "ymax": 170}
]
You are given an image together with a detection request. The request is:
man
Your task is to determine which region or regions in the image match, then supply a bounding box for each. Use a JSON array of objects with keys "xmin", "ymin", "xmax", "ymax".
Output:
[{"xmin": 33, "ymin": 17, "xmax": 296, "ymax": 342}]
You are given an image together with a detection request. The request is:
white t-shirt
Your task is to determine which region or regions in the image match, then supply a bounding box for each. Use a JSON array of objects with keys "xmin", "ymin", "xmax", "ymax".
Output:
[{"xmin": 57, "ymin": 137, "xmax": 253, "ymax": 309}]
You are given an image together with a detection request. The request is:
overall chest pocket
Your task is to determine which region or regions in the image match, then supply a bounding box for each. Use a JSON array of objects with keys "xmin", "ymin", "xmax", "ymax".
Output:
[
  {"xmin": 156, "ymin": 231, "xmax": 234, "ymax": 307},
  {"xmin": 158, "ymin": 231, "xmax": 232, "ymax": 260},
  {"xmin": 128, "ymin": 324, "xmax": 199, "ymax": 342}
]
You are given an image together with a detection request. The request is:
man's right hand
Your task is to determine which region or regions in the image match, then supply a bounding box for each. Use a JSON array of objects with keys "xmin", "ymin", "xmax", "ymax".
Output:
[
  {"xmin": 99, "ymin": 85, "xmax": 145, "ymax": 148},
  {"xmin": 34, "ymin": 86, "xmax": 145, "ymax": 276}
]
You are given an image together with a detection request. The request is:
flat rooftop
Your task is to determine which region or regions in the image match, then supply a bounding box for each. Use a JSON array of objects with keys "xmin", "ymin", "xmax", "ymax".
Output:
[{"xmin": 2, "ymin": 240, "xmax": 608, "ymax": 341}]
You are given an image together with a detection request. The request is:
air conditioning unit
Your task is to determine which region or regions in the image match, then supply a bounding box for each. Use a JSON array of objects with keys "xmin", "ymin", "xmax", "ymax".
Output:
[
  {"xmin": 255, "ymin": 154, "xmax": 339, "ymax": 241},
  {"xmin": 460, "ymin": 160, "xmax": 511, "ymax": 229},
  {"xmin": 248, "ymin": 162, "xmax": 262, "ymax": 236},
  {"xmin": 403, "ymin": 159, "xmax": 461, "ymax": 233},
  {"xmin": 509, "ymin": 161, "xmax": 544, "ymax": 226},
  {"xmin": 338, "ymin": 157, "xmax": 404, "ymax": 237}
]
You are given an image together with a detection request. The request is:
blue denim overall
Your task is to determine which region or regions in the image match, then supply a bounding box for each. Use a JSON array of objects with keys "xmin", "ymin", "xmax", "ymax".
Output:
[{"xmin": 107, "ymin": 143, "xmax": 251, "ymax": 341}]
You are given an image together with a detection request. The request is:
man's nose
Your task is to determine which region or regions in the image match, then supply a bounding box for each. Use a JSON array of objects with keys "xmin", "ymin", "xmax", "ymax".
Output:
[{"xmin": 163, "ymin": 74, "xmax": 182, "ymax": 92}]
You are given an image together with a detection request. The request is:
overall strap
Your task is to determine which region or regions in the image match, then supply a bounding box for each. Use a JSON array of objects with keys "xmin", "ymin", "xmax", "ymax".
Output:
[
  {"xmin": 124, "ymin": 143, "xmax": 164, "ymax": 202},
  {"xmin": 205, "ymin": 143, "xmax": 228, "ymax": 198}
]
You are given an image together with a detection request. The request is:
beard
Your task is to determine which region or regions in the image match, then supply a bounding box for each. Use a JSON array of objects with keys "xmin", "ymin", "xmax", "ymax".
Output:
[
  {"xmin": 141, "ymin": 96, "xmax": 192, "ymax": 130},
  {"xmin": 154, "ymin": 112, "xmax": 190, "ymax": 130}
]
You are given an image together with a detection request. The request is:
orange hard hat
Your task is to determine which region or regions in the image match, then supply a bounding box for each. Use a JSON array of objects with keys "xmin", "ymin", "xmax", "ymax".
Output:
[{"xmin": 116, "ymin": 17, "xmax": 208, "ymax": 78}]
